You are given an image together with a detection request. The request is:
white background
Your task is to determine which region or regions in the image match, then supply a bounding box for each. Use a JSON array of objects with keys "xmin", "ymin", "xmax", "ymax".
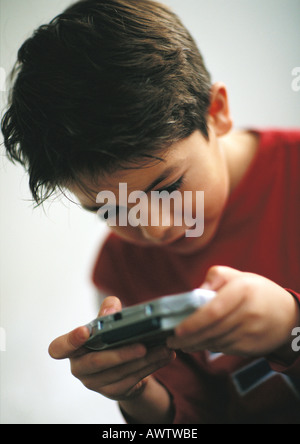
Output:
[{"xmin": 0, "ymin": 0, "xmax": 299, "ymax": 424}]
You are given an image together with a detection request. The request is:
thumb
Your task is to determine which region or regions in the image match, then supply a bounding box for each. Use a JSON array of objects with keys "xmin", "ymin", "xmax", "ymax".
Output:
[
  {"xmin": 99, "ymin": 296, "xmax": 122, "ymax": 317},
  {"xmin": 201, "ymin": 266, "xmax": 242, "ymax": 291}
]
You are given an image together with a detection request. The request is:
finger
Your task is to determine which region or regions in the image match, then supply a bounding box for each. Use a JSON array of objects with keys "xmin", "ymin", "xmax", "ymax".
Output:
[
  {"xmin": 168, "ymin": 322, "xmax": 241, "ymax": 353},
  {"xmin": 71, "ymin": 345, "xmax": 173, "ymax": 380},
  {"xmin": 201, "ymin": 265, "xmax": 242, "ymax": 291},
  {"xmin": 98, "ymin": 296, "xmax": 122, "ymax": 317},
  {"xmin": 71, "ymin": 342, "xmax": 148, "ymax": 377},
  {"xmin": 181, "ymin": 326, "xmax": 247, "ymax": 356},
  {"xmin": 49, "ymin": 326, "xmax": 90, "ymax": 360},
  {"xmin": 174, "ymin": 280, "xmax": 245, "ymax": 338},
  {"xmin": 96, "ymin": 347, "xmax": 175, "ymax": 386},
  {"xmin": 83, "ymin": 350, "xmax": 176, "ymax": 398},
  {"xmin": 106, "ymin": 353, "xmax": 175, "ymax": 398}
]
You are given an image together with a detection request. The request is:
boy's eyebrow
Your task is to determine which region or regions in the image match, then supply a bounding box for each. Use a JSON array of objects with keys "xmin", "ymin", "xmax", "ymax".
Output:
[
  {"xmin": 142, "ymin": 166, "xmax": 178, "ymax": 193},
  {"xmin": 82, "ymin": 204, "xmax": 103, "ymax": 212},
  {"xmin": 81, "ymin": 166, "xmax": 179, "ymax": 212}
]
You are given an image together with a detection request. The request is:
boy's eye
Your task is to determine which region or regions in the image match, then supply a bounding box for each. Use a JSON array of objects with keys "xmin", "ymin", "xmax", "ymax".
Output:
[{"xmin": 157, "ymin": 176, "xmax": 185, "ymax": 194}]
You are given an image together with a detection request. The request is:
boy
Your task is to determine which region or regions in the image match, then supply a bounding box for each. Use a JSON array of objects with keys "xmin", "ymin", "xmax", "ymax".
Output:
[{"xmin": 2, "ymin": 0, "xmax": 300, "ymax": 424}]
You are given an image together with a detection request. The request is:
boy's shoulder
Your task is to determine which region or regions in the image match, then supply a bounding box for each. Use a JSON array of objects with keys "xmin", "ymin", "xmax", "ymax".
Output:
[
  {"xmin": 237, "ymin": 128, "xmax": 300, "ymax": 186},
  {"xmin": 257, "ymin": 128, "xmax": 300, "ymax": 174},
  {"xmin": 257, "ymin": 128, "xmax": 300, "ymax": 149}
]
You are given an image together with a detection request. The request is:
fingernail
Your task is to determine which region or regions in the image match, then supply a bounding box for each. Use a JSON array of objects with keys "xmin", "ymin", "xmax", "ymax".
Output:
[
  {"xmin": 76, "ymin": 326, "xmax": 91, "ymax": 341},
  {"xmin": 162, "ymin": 349, "xmax": 176, "ymax": 361},
  {"xmin": 102, "ymin": 307, "xmax": 117, "ymax": 316}
]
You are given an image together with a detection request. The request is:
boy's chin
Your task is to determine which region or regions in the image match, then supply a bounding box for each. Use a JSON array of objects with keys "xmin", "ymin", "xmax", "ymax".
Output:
[{"xmin": 164, "ymin": 233, "xmax": 211, "ymax": 255}]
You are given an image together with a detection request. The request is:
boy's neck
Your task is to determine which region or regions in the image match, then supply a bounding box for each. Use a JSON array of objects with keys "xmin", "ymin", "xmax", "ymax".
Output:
[{"xmin": 221, "ymin": 130, "xmax": 259, "ymax": 195}]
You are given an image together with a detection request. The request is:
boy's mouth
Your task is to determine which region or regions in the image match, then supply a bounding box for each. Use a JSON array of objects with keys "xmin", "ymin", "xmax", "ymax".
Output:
[{"xmin": 160, "ymin": 226, "xmax": 198, "ymax": 247}]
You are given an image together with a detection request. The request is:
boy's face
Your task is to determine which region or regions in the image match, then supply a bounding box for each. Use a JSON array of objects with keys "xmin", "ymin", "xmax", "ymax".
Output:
[{"xmin": 70, "ymin": 127, "xmax": 230, "ymax": 255}]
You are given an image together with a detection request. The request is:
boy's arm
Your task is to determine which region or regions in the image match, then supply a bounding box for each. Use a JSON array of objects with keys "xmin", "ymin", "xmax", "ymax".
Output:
[{"xmin": 119, "ymin": 377, "xmax": 174, "ymax": 424}]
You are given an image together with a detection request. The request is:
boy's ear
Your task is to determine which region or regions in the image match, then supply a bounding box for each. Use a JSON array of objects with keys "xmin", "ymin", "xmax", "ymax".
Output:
[{"xmin": 207, "ymin": 83, "xmax": 233, "ymax": 137}]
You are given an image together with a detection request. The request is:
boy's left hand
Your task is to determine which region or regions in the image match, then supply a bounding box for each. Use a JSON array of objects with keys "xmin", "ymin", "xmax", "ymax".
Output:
[{"xmin": 167, "ymin": 266, "xmax": 300, "ymax": 359}]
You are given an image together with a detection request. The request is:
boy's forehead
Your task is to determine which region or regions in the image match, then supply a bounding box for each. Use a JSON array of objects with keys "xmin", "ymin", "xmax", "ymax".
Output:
[
  {"xmin": 69, "ymin": 130, "xmax": 204, "ymax": 206},
  {"xmin": 70, "ymin": 149, "xmax": 183, "ymax": 205},
  {"xmin": 73, "ymin": 136, "xmax": 192, "ymax": 187}
]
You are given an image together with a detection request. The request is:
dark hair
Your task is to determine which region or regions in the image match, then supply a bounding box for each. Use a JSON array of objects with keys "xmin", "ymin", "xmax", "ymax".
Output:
[{"xmin": 1, "ymin": 0, "xmax": 211, "ymax": 205}]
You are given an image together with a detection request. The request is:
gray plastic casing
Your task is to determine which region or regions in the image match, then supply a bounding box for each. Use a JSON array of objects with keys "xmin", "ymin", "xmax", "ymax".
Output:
[{"xmin": 85, "ymin": 289, "xmax": 215, "ymax": 351}]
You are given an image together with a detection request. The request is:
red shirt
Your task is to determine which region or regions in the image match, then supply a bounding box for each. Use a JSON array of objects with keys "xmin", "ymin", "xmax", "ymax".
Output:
[{"xmin": 92, "ymin": 129, "xmax": 300, "ymax": 424}]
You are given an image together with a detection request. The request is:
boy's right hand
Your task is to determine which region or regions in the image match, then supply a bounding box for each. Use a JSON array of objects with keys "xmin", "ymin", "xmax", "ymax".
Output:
[{"xmin": 48, "ymin": 296, "xmax": 175, "ymax": 401}]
